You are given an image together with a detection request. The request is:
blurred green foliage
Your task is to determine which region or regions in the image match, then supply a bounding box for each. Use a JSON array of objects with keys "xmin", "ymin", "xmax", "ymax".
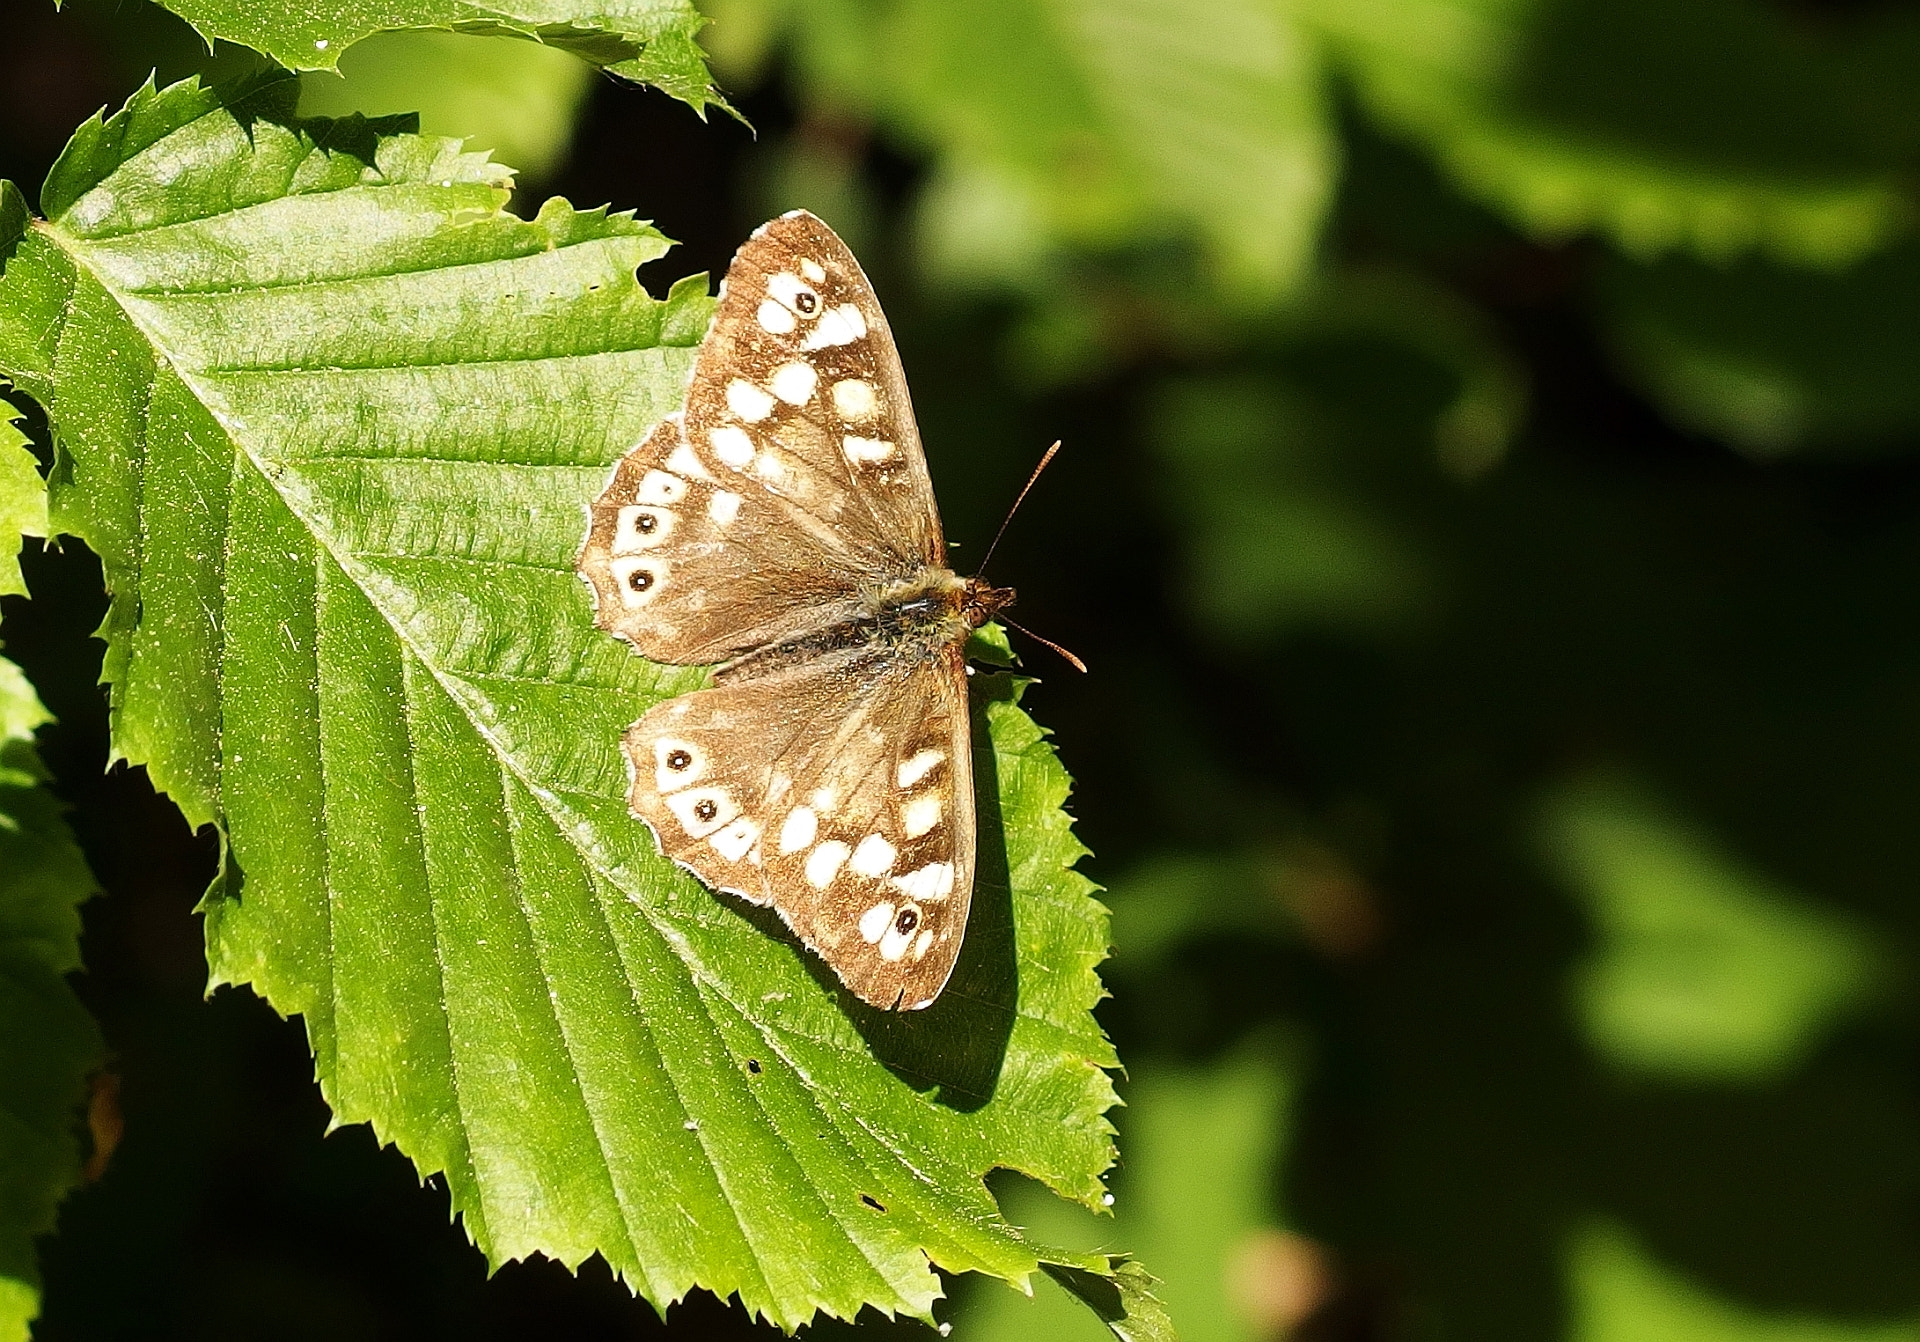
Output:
[
  {"xmin": 8, "ymin": 0, "xmax": 1920, "ymax": 1338},
  {"xmin": 1543, "ymin": 775, "xmax": 1885, "ymax": 1083},
  {"xmin": 297, "ymin": 32, "xmax": 593, "ymax": 181}
]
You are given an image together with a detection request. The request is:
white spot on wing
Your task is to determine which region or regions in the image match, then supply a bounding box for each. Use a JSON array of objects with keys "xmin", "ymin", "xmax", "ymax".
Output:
[
  {"xmin": 707, "ymin": 490, "xmax": 742, "ymax": 526},
  {"xmin": 880, "ymin": 911, "xmax": 917, "ymax": 962},
  {"xmin": 843, "ymin": 436, "xmax": 895, "ymax": 463},
  {"xmin": 902, "ymin": 794, "xmax": 942, "ymax": 839},
  {"xmin": 811, "ymin": 788, "xmax": 836, "ymax": 812},
  {"xmin": 913, "ymin": 929, "xmax": 933, "ymax": 960},
  {"xmin": 709, "ymin": 426, "xmax": 755, "ymax": 468},
  {"xmin": 726, "ymin": 379, "xmax": 775, "ymax": 422},
  {"xmin": 806, "ymin": 840, "xmax": 850, "ymax": 889},
  {"xmin": 801, "ymin": 303, "xmax": 867, "ymax": 350},
  {"xmin": 851, "ymin": 834, "xmax": 897, "ymax": 877},
  {"xmin": 634, "ymin": 470, "xmax": 686, "ymax": 505},
  {"xmin": 756, "ymin": 298, "xmax": 796, "ymax": 334},
  {"xmin": 778, "ymin": 806, "xmax": 817, "ymax": 854},
  {"xmin": 710, "ymin": 810, "xmax": 760, "ymax": 860},
  {"xmin": 708, "ymin": 816, "xmax": 760, "ymax": 862},
  {"xmin": 892, "ymin": 862, "xmax": 955, "ymax": 902},
  {"xmin": 897, "ymin": 749, "xmax": 944, "ymax": 788},
  {"xmin": 859, "ymin": 901, "xmax": 895, "ymax": 944},
  {"xmin": 664, "ymin": 441, "xmax": 710, "ymax": 480},
  {"xmin": 769, "ymin": 361, "xmax": 818, "ymax": 405},
  {"xmin": 767, "ymin": 272, "xmax": 820, "ymax": 315},
  {"xmin": 800, "ymin": 257, "xmax": 826, "ymax": 283},
  {"xmin": 832, "ymin": 378, "xmax": 877, "ymax": 420}
]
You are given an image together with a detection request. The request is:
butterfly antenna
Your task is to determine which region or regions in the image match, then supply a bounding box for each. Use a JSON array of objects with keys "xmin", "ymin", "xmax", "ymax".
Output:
[
  {"xmin": 999, "ymin": 615, "xmax": 1089, "ymax": 673},
  {"xmin": 974, "ymin": 440, "xmax": 1062, "ymax": 578}
]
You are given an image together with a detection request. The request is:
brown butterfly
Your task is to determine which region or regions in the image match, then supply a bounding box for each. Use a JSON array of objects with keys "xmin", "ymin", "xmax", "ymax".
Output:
[{"xmin": 578, "ymin": 210, "xmax": 1014, "ymax": 1010}]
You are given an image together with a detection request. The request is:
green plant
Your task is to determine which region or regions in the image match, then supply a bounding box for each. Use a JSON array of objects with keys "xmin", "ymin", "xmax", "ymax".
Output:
[{"xmin": 0, "ymin": 7, "xmax": 1161, "ymax": 1339}]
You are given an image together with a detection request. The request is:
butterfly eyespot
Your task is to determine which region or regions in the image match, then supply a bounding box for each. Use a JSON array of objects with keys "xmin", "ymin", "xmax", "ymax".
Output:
[
  {"xmin": 767, "ymin": 272, "xmax": 822, "ymax": 319},
  {"xmin": 613, "ymin": 504, "xmax": 674, "ymax": 552},
  {"xmin": 694, "ymin": 798, "xmax": 718, "ymax": 823},
  {"xmin": 666, "ymin": 749, "xmax": 692, "ymax": 771},
  {"xmin": 627, "ymin": 568, "xmax": 655, "ymax": 593},
  {"xmin": 894, "ymin": 907, "xmax": 919, "ymax": 936}
]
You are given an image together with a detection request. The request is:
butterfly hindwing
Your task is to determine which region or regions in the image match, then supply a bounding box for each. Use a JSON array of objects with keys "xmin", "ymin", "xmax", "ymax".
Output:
[{"xmin": 623, "ymin": 644, "xmax": 975, "ymax": 1009}]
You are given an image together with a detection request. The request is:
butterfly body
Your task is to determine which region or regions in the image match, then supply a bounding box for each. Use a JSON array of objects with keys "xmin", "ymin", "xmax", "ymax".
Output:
[
  {"xmin": 578, "ymin": 210, "xmax": 1011, "ymax": 1010},
  {"xmin": 716, "ymin": 570, "xmax": 1012, "ymax": 685}
]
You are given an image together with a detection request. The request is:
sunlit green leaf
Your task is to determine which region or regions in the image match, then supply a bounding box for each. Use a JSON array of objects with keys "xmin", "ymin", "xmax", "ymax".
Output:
[
  {"xmin": 110, "ymin": 0, "xmax": 725, "ymax": 112},
  {"xmin": 0, "ymin": 464, "xmax": 104, "ymax": 1341},
  {"xmin": 1599, "ymin": 247, "xmax": 1920, "ymax": 457},
  {"xmin": 1147, "ymin": 377, "xmax": 1432, "ymax": 643},
  {"xmin": 1041, "ymin": 1259, "xmax": 1181, "ymax": 1342},
  {"xmin": 0, "ymin": 401, "xmax": 44, "ymax": 600},
  {"xmin": 0, "ymin": 73, "xmax": 1120, "ymax": 1330},
  {"xmin": 1304, "ymin": 0, "xmax": 1911, "ymax": 267},
  {"xmin": 966, "ymin": 1044, "xmax": 1298, "ymax": 1342},
  {"xmin": 1541, "ymin": 776, "xmax": 1884, "ymax": 1082},
  {"xmin": 297, "ymin": 31, "xmax": 594, "ymax": 181},
  {"xmin": 1568, "ymin": 1221, "xmax": 1920, "ymax": 1342},
  {"xmin": 741, "ymin": 0, "xmax": 1335, "ymax": 306}
]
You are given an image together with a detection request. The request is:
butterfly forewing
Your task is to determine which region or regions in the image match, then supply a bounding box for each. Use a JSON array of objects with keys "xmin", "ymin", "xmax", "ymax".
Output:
[
  {"xmin": 580, "ymin": 416, "xmax": 871, "ymax": 665},
  {"xmin": 579, "ymin": 210, "xmax": 988, "ymax": 1010},
  {"xmin": 683, "ymin": 211, "xmax": 943, "ymax": 569}
]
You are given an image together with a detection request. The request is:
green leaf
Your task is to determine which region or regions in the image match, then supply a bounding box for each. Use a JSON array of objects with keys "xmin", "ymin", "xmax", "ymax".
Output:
[
  {"xmin": 101, "ymin": 0, "xmax": 726, "ymax": 113},
  {"xmin": 1598, "ymin": 247, "xmax": 1920, "ymax": 458},
  {"xmin": 0, "ymin": 74, "xmax": 1119, "ymax": 1329},
  {"xmin": 0, "ymin": 659, "xmax": 105, "ymax": 1342},
  {"xmin": 755, "ymin": 0, "xmax": 1335, "ymax": 306},
  {"xmin": 0, "ymin": 400, "xmax": 45, "ymax": 599},
  {"xmin": 1, "ymin": 273, "xmax": 104, "ymax": 1342},
  {"xmin": 1303, "ymin": 0, "xmax": 1911, "ymax": 267},
  {"xmin": 1040, "ymin": 1259, "xmax": 1180, "ymax": 1342},
  {"xmin": 967, "ymin": 1043, "xmax": 1298, "ymax": 1342},
  {"xmin": 298, "ymin": 32, "xmax": 595, "ymax": 181},
  {"xmin": 1146, "ymin": 376, "xmax": 1433, "ymax": 643},
  {"xmin": 1569, "ymin": 1220, "xmax": 1920, "ymax": 1342},
  {"xmin": 1540, "ymin": 775, "xmax": 1884, "ymax": 1083}
]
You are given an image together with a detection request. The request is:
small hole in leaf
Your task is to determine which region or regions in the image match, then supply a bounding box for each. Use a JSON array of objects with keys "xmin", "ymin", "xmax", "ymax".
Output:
[
  {"xmin": 746, "ymin": 1058, "xmax": 761, "ymax": 1074},
  {"xmin": 860, "ymin": 1194, "xmax": 886, "ymax": 1212}
]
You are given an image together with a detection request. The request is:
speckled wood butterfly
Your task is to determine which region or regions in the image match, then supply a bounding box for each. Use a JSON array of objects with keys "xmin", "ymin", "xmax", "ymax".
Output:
[{"xmin": 578, "ymin": 210, "xmax": 1014, "ymax": 1010}]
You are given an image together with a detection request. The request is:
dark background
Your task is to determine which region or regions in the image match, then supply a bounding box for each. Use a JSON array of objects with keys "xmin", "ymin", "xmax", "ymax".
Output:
[{"xmin": 6, "ymin": 0, "xmax": 1920, "ymax": 1337}]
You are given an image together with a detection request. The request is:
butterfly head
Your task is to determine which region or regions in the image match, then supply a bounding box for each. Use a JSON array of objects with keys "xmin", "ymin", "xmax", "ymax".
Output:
[{"xmin": 961, "ymin": 579, "xmax": 1016, "ymax": 630}]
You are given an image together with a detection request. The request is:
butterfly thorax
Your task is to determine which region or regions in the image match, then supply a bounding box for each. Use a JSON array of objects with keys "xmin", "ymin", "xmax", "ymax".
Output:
[
  {"xmin": 867, "ymin": 569, "xmax": 1017, "ymax": 643},
  {"xmin": 714, "ymin": 568, "xmax": 1015, "ymax": 684}
]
